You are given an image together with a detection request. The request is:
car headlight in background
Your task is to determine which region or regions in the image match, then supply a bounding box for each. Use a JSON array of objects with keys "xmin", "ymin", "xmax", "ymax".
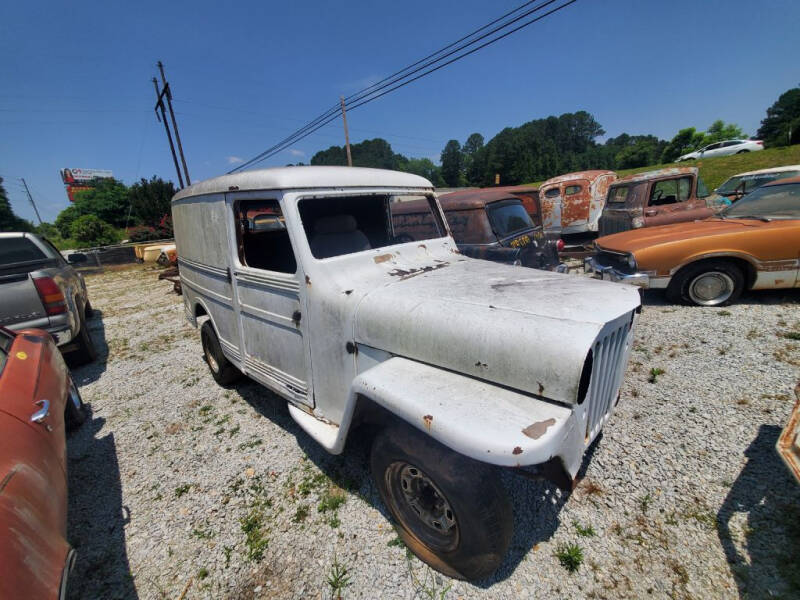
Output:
[
  {"xmin": 632, "ymin": 216, "xmax": 645, "ymax": 228},
  {"xmin": 626, "ymin": 254, "xmax": 637, "ymax": 269}
]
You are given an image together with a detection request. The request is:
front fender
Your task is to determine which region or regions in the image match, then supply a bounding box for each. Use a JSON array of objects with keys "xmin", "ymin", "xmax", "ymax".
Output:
[{"xmin": 350, "ymin": 357, "xmax": 586, "ymax": 475}]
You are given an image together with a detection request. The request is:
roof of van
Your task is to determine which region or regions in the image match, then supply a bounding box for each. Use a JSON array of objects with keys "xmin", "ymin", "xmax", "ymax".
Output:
[{"xmin": 172, "ymin": 166, "xmax": 433, "ymax": 202}]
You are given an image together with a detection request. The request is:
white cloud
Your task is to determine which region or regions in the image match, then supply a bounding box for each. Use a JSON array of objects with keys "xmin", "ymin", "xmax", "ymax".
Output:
[
  {"xmin": 226, "ymin": 156, "xmax": 244, "ymax": 164},
  {"xmin": 288, "ymin": 149, "xmax": 305, "ymax": 158}
]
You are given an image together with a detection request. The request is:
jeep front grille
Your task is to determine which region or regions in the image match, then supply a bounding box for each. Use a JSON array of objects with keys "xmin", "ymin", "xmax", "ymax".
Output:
[{"xmin": 585, "ymin": 319, "xmax": 632, "ymax": 443}]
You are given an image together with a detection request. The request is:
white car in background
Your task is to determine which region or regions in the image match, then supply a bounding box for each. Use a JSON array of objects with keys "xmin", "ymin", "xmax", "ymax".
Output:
[{"xmin": 677, "ymin": 139, "xmax": 764, "ymax": 161}]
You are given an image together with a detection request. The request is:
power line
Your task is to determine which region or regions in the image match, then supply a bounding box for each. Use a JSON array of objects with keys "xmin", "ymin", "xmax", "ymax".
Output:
[{"xmin": 230, "ymin": 0, "xmax": 577, "ymax": 172}]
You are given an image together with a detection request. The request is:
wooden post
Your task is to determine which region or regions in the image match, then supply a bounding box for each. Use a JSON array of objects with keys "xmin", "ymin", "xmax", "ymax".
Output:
[{"xmin": 340, "ymin": 96, "xmax": 353, "ymax": 167}]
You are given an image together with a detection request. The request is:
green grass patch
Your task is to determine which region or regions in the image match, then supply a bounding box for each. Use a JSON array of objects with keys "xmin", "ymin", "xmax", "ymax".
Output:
[
  {"xmin": 573, "ymin": 520, "xmax": 596, "ymax": 537},
  {"xmin": 240, "ymin": 508, "xmax": 269, "ymax": 562}
]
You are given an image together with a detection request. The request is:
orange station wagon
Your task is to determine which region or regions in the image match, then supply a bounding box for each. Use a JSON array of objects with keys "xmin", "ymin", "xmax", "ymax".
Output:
[{"xmin": 586, "ymin": 177, "xmax": 800, "ymax": 306}]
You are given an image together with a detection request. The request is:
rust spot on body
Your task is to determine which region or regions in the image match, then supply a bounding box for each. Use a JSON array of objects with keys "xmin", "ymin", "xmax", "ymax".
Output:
[
  {"xmin": 387, "ymin": 262, "xmax": 449, "ymax": 280},
  {"xmin": 373, "ymin": 253, "xmax": 393, "ymax": 264},
  {"xmin": 423, "ymin": 415, "xmax": 433, "ymax": 431},
  {"xmin": 475, "ymin": 361, "xmax": 487, "ymax": 368},
  {"xmin": 305, "ymin": 275, "xmax": 311, "ymax": 286},
  {"xmin": 537, "ymin": 381, "xmax": 544, "ymax": 395},
  {"xmin": 522, "ymin": 418, "xmax": 556, "ymax": 440},
  {"xmin": 512, "ymin": 446, "xmax": 523, "ymax": 455},
  {"xmin": 344, "ymin": 289, "xmax": 353, "ymax": 295}
]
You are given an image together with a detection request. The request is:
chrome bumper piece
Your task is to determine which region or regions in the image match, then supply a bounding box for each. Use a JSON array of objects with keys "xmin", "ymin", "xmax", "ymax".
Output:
[{"xmin": 584, "ymin": 256, "xmax": 651, "ymax": 288}]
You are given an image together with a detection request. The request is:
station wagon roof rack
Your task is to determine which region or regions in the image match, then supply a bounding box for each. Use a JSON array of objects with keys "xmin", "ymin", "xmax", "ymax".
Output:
[{"xmin": 173, "ymin": 166, "xmax": 434, "ymax": 202}]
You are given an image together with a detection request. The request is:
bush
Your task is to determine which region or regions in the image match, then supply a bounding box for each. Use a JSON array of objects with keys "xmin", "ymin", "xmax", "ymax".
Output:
[
  {"xmin": 127, "ymin": 226, "xmax": 162, "ymax": 242},
  {"xmin": 70, "ymin": 214, "xmax": 120, "ymax": 247}
]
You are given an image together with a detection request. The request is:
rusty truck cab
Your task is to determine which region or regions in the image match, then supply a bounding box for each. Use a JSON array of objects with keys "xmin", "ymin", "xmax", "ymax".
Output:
[
  {"xmin": 598, "ymin": 167, "xmax": 712, "ymax": 236},
  {"xmin": 539, "ymin": 170, "xmax": 617, "ymax": 235}
]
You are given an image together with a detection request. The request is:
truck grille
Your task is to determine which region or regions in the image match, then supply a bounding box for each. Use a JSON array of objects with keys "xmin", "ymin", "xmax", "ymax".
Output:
[
  {"xmin": 598, "ymin": 212, "xmax": 632, "ymax": 236},
  {"xmin": 585, "ymin": 319, "xmax": 632, "ymax": 443}
]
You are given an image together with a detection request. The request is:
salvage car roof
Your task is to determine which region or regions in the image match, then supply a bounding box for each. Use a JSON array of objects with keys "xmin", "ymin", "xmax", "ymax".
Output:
[
  {"xmin": 435, "ymin": 189, "xmax": 524, "ymax": 210},
  {"xmin": 173, "ymin": 166, "xmax": 433, "ymax": 202},
  {"xmin": 727, "ymin": 165, "xmax": 800, "ymax": 177}
]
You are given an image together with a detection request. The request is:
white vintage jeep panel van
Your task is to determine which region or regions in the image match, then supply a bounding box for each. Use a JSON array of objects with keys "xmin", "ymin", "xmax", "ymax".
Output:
[{"xmin": 171, "ymin": 166, "xmax": 641, "ymax": 580}]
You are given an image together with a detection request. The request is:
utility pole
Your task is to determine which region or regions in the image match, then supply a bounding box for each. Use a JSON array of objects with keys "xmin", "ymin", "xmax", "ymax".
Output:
[
  {"xmin": 157, "ymin": 61, "xmax": 191, "ymax": 185},
  {"xmin": 20, "ymin": 178, "xmax": 43, "ymax": 225},
  {"xmin": 153, "ymin": 77, "xmax": 184, "ymax": 188},
  {"xmin": 340, "ymin": 96, "xmax": 353, "ymax": 167}
]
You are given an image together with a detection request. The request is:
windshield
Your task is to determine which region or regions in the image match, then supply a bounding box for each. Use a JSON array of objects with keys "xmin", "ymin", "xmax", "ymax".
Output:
[
  {"xmin": 486, "ymin": 200, "xmax": 535, "ymax": 238},
  {"xmin": 299, "ymin": 193, "xmax": 446, "ymax": 260},
  {"xmin": 720, "ymin": 182, "xmax": 800, "ymax": 220},
  {"xmin": 716, "ymin": 171, "xmax": 800, "ymax": 196}
]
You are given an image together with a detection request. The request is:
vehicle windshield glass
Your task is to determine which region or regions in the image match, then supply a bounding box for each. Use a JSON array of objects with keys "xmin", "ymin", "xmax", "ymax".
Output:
[
  {"xmin": 716, "ymin": 171, "xmax": 800, "ymax": 196},
  {"xmin": 721, "ymin": 183, "xmax": 800, "ymax": 219},
  {"xmin": 544, "ymin": 188, "xmax": 561, "ymax": 198},
  {"xmin": 0, "ymin": 237, "xmax": 46, "ymax": 266},
  {"xmin": 607, "ymin": 185, "xmax": 630, "ymax": 204},
  {"xmin": 696, "ymin": 176, "xmax": 709, "ymax": 198},
  {"xmin": 445, "ymin": 209, "xmax": 494, "ymax": 244},
  {"xmin": 486, "ymin": 200, "xmax": 535, "ymax": 238},
  {"xmin": 299, "ymin": 194, "xmax": 446, "ymax": 260}
]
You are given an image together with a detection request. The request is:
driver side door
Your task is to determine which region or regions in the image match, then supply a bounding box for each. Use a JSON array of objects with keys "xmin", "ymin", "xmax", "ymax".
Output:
[{"xmin": 643, "ymin": 176, "xmax": 711, "ymax": 227}]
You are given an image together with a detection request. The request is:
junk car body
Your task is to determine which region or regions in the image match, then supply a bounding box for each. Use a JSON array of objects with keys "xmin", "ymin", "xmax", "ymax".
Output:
[
  {"xmin": 393, "ymin": 189, "xmax": 565, "ymax": 271},
  {"xmin": 597, "ymin": 167, "xmax": 713, "ymax": 236},
  {"xmin": 708, "ymin": 165, "xmax": 800, "ymax": 205},
  {"xmin": 778, "ymin": 385, "xmax": 800, "ymax": 484},
  {"xmin": 172, "ymin": 166, "xmax": 641, "ymax": 579},
  {"xmin": 539, "ymin": 170, "xmax": 617, "ymax": 235},
  {"xmin": 0, "ymin": 326, "xmax": 86, "ymax": 599},
  {"xmin": 586, "ymin": 177, "xmax": 800, "ymax": 306}
]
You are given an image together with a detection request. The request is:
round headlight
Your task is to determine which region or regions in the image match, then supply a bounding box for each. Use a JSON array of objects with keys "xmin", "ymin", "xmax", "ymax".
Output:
[
  {"xmin": 632, "ymin": 216, "xmax": 645, "ymax": 228},
  {"xmin": 627, "ymin": 254, "xmax": 637, "ymax": 269}
]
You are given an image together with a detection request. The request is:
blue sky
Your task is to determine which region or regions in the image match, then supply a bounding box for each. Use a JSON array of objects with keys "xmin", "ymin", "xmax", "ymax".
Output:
[{"xmin": 1, "ymin": 0, "xmax": 798, "ymax": 223}]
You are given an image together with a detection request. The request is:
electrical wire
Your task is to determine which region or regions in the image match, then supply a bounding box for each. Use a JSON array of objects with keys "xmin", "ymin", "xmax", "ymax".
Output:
[{"xmin": 230, "ymin": 0, "xmax": 578, "ymax": 172}]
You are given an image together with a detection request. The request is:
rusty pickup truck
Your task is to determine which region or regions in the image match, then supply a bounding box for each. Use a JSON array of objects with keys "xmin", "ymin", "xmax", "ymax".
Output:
[
  {"xmin": 597, "ymin": 167, "xmax": 713, "ymax": 236},
  {"xmin": 172, "ymin": 166, "xmax": 641, "ymax": 580}
]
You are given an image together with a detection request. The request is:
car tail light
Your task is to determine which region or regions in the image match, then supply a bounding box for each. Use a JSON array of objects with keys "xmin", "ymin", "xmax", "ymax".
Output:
[
  {"xmin": 756, "ymin": 140, "xmax": 764, "ymax": 145},
  {"xmin": 33, "ymin": 276, "xmax": 67, "ymax": 315},
  {"xmin": 556, "ymin": 239, "xmax": 565, "ymax": 252}
]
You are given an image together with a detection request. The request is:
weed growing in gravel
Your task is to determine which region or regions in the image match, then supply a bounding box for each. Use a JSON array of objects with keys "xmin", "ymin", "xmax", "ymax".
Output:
[
  {"xmin": 555, "ymin": 543, "xmax": 583, "ymax": 573},
  {"xmin": 238, "ymin": 438, "xmax": 263, "ymax": 451},
  {"xmin": 228, "ymin": 425, "xmax": 240, "ymax": 438},
  {"xmin": 326, "ymin": 555, "xmax": 352, "ymax": 600},
  {"xmin": 774, "ymin": 344, "xmax": 800, "ymax": 366},
  {"xmin": 687, "ymin": 509, "xmax": 717, "ymax": 530},
  {"xmin": 197, "ymin": 567, "xmax": 209, "ymax": 580},
  {"xmin": 388, "ymin": 536, "xmax": 406, "ymax": 548},
  {"xmin": 718, "ymin": 310, "xmax": 732, "ymax": 316},
  {"xmin": 293, "ymin": 505, "xmax": 309, "ymax": 523},
  {"xmin": 639, "ymin": 493, "xmax": 653, "ymax": 514},
  {"xmin": 407, "ymin": 559, "xmax": 452, "ymax": 600},
  {"xmin": 648, "ymin": 368, "xmax": 665, "ymax": 383},
  {"xmin": 240, "ymin": 509, "xmax": 269, "ymax": 562},
  {"xmin": 780, "ymin": 331, "xmax": 800, "ymax": 340},
  {"xmin": 175, "ymin": 484, "xmax": 192, "ymax": 498},
  {"xmin": 328, "ymin": 514, "xmax": 341, "ymax": 528},
  {"xmin": 573, "ymin": 521, "xmax": 596, "ymax": 537},
  {"xmin": 319, "ymin": 485, "xmax": 347, "ymax": 513},
  {"xmin": 223, "ymin": 546, "xmax": 233, "ymax": 568},
  {"xmin": 192, "ymin": 526, "xmax": 215, "ymax": 540}
]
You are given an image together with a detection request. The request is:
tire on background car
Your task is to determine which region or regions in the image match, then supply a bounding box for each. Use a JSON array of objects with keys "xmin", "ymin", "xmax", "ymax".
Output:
[
  {"xmin": 69, "ymin": 308, "xmax": 97, "ymax": 366},
  {"xmin": 666, "ymin": 259, "xmax": 745, "ymax": 307},
  {"xmin": 200, "ymin": 320, "xmax": 242, "ymax": 385},
  {"xmin": 370, "ymin": 422, "xmax": 513, "ymax": 581},
  {"xmin": 736, "ymin": 149, "xmax": 750, "ymax": 154},
  {"xmin": 64, "ymin": 378, "xmax": 87, "ymax": 431}
]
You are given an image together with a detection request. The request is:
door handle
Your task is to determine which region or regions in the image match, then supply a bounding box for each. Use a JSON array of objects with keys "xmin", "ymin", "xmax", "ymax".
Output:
[{"xmin": 31, "ymin": 400, "xmax": 51, "ymax": 430}]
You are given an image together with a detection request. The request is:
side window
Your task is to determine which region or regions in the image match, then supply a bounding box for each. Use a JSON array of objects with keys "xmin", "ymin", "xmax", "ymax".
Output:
[
  {"xmin": 564, "ymin": 185, "xmax": 582, "ymax": 196},
  {"xmin": 544, "ymin": 188, "xmax": 561, "ymax": 198},
  {"xmin": 722, "ymin": 141, "xmax": 740, "ymax": 147},
  {"xmin": 235, "ymin": 200, "xmax": 297, "ymax": 274},
  {"xmin": 649, "ymin": 178, "xmax": 689, "ymax": 206}
]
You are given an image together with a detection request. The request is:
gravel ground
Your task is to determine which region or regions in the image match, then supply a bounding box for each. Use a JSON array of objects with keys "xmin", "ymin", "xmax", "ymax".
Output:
[{"xmin": 65, "ymin": 265, "xmax": 800, "ymax": 600}]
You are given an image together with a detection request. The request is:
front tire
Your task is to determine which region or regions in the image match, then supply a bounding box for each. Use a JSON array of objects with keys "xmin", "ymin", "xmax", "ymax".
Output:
[
  {"xmin": 371, "ymin": 423, "xmax": 512, "ymax": 581},
  {"xmin": 736, "ymin": 149, "xmax": 750, "ymax": 154},
  {"xmin": 200, "ymin": 321, "xmax": 241, "ymax": 385},
  {"xmin": 667, "ymin": 260, "xmax": 744, "ymax": 306}
]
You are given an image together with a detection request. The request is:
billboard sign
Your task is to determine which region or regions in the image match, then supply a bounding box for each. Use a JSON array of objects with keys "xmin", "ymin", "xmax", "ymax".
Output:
[
  {"xmin": 66, "ymin": 186, "xmax": 94, "ymax": 203},
  {"xmin": 60, "ymin": 168, "xmax": 113, "ymax": 184}
]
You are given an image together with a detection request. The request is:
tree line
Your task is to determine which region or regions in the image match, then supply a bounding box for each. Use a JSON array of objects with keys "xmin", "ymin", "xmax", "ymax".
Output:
[
  {"xmin": 309, "ymin": 85, "xmax": 799, "ymax": 187},
  {"xmin": 0, "ymin": 176, "xmax": 176, "ymax": 248}
]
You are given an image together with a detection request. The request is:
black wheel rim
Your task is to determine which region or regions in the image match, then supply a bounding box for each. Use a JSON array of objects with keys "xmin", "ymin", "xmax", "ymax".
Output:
[{"xmin": 385, "ymin": 461, "xmax": 459, "ymax": 552}]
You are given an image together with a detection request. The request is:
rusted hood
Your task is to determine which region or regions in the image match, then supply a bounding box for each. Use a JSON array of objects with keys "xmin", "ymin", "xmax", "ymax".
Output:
[
  {"xmin": 354, "ymin": 259, "xmax": 640, "ymax": 405},
  {"xmin": 596, "ymin": 218, "xmax": 767, "ymax": 253}
]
